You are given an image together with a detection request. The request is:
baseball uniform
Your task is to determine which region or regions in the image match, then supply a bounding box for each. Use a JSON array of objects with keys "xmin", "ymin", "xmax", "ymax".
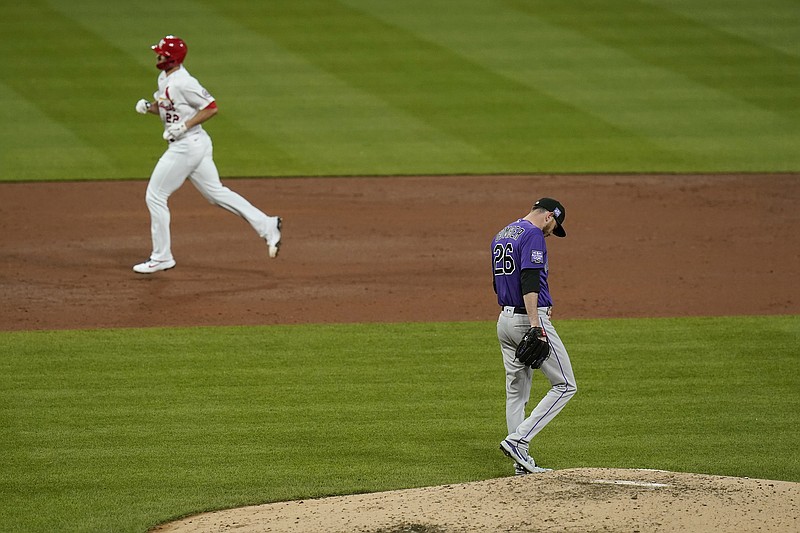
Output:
[
  {"xmin": 134, "ymin": 36, "xmax": 281, "ymax": 273},
  {"xmin": 492, "ymin": 200, "xmax": 576, "ymax": 474}
]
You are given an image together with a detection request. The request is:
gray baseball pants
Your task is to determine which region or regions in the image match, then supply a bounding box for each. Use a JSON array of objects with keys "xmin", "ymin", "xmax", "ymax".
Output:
[{"xmin": 497, "ymin": 306, "xmax": 577, "ymax": 450}]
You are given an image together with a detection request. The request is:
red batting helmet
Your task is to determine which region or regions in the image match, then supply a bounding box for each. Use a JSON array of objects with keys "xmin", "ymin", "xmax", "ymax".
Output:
[{"xmin": 151, "ymin": 35, "xmax": 187, "ymax": 70}]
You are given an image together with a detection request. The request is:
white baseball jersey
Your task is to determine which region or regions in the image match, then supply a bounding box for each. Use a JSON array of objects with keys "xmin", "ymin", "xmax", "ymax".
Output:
[{"xmin": 154, "ymin": 65, "xmax": 215, "ymax": 136}]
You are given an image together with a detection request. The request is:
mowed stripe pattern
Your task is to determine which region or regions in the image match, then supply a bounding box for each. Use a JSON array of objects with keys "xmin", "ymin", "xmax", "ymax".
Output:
[{"xmin": 1, "ymin": 0, "xmax": 798, "ymax": 180}]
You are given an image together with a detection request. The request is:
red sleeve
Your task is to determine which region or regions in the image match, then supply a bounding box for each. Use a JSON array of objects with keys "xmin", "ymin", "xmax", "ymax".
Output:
[{"xmin": 203, "ymin": 101, "xmax": 218, "ymax": 110}]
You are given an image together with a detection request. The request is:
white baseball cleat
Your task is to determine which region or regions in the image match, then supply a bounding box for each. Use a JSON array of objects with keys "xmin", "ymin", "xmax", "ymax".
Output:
[
  {"xmin": 500, "ymin": 439, "xmax": 552, "ymax": 474},
  {"xmin": 265, "ymin": 216, "xmax": 282, "ymax": 258},
  {"xmin": 133, "ymin": 258, "xmax": 176, "ymax": 274}
]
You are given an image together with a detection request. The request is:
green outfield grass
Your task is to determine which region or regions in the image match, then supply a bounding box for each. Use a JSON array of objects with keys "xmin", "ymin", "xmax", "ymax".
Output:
[
  {"xmin": 1, "ymin": 316, "xmax": 798, "ymax": 532},
  {"xmin": 1, "ymin": 0, "xmax": 799, "ymax": 180}
]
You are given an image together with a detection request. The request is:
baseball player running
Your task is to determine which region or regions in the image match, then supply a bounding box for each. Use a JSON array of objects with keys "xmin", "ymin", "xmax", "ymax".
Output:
[
  {"xmin": 132, "ymin": 35, "xmax": 282, "ymax": 274},
  {"xmin": 491, "ymin": 198, "xmax": 577, "ymax": 475}
]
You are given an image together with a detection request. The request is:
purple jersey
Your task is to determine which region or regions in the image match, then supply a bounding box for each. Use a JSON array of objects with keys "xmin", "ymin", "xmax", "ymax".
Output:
[{"xmin": 492, "ymin": 219, "xmax": 553, "ymax": 308}]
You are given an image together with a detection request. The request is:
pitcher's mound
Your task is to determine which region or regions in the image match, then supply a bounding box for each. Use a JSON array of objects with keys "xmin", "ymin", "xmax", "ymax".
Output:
[{"xmin": 152, "ymin": 468, "xmax": 799, "ymax": 532}]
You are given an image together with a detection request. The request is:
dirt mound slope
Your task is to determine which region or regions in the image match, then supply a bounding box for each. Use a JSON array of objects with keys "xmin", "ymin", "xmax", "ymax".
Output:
[{"xmin": 151, "ymin": 468, "xmax": 799, "ymax": 532}]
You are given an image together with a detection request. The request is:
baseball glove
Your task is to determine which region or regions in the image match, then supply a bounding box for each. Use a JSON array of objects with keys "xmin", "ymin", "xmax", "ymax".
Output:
[{"xmin": 515, "ymin": 326, "xmax": 550, "ymax": 368}]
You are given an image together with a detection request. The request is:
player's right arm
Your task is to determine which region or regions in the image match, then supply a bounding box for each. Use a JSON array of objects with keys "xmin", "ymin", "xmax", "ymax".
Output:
[
  {"xmin": 519, "ymin": 228, "xmax": 546, "ymax": 327},
  {"xmin": 521, "ymin": 279, "xmax": 540, "ymax": 328},
  {"xmin": 134, "ymin": 98, "xmax": 160, "ymax": 115}
]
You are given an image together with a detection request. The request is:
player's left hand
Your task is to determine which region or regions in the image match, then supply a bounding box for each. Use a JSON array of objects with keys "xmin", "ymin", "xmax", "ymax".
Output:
[
  {"xmin": 515, "ymin": 326, "xmax": 551, "ymax": 368},
  {"xmin": 163, "ymin": 123, "xmax": 188, "ymax": 142}
]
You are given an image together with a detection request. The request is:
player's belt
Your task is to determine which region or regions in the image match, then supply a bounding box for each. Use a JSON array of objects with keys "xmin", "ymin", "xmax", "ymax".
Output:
[{"xmin": 502, "ymin": 305, "xmax": 527, "ymax": 315}]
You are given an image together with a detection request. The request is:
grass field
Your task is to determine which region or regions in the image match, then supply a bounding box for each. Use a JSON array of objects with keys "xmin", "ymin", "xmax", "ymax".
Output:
[
  {"xmin": 1, "ymin": 0, "xmax": 799, "ymax": 180},
  {"xmin": 1, "ymin": 316, "xmax": 798, "ymax": 532}
]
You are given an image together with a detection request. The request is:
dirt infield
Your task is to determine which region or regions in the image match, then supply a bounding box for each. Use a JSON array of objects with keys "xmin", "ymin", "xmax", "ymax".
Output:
[
  {"xmin": 2, "ymin": 174, "xmax": 798, "ymax": 531},
  {"xmin": 1, "ymin": 174, "xmax": 798, "ymax": 331}
]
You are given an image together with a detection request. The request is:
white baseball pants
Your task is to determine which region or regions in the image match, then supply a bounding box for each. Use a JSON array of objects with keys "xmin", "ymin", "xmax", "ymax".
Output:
[
  {"xmin": 497, "ymin": 306, "xmax": 577, "ymax": 447},
  {"xmin": 145, "ymin": 131, "xmax": 271, "ymax": 262}
]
